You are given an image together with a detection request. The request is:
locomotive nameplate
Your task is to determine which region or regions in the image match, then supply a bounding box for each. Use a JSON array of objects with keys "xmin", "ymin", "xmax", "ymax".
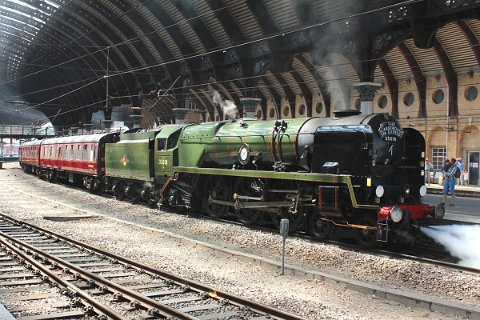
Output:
[{"xmin": 378, "ymin": 122, "xmax": 404, "ymax": 141}]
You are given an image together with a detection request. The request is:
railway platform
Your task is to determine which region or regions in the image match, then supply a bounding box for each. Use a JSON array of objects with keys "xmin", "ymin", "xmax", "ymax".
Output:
[
  {"xmin": 427, "ymin": 183, "xmax": 480, "ymax": 224},
  {"xmin": 427, "ymin": 183, "xmax": 480, "ymax": 198}
]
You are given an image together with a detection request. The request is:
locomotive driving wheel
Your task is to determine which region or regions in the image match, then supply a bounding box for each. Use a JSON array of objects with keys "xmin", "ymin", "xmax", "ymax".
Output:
[
  {"xmin": 354, "ymin": 214, "xmax": 379, "ymax": 248},
  {"xmin": 308, "ymin": 213, "xmax": 333, "ymax": 240},
  {"xmin": 203, "ymin": 175, "xmax": 230, "ymax": 219},
  {"xmin": 268, "ymin": 180, "xmax": 303, "ymax": 232},
  {"xmin": 233, "ymin": 177, "xmax": 262, "ymax": 225}
]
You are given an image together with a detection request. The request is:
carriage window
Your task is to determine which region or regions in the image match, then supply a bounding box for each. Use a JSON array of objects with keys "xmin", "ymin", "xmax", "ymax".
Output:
[
  {"xmin": 90, "ymin": 145, "xmax": 96, "ymax": 161},
  {"xmin": 64, "ymin": 146, "xmax": 68, "ymax": 159},
  {"xmin": 49, "ymin": 146, "xmax": 53, "ymax": 158},
  {"xmin": 157, "ymin": 138, "xmax": 167, "ymax": 151},
  {"xmin": 70, "ymin": 145, "xmax": 74, "ymax": 160},
  {"xmin": 76, "ymin": 145, "xmax": 81, "ymax": 160},
  {"xmin": 82, "ymin": 145, "xmax": 88, "ymax": 161},
  {"xmin": 58, "ymin": 147, "xmax": 62, "ymax": 158}
]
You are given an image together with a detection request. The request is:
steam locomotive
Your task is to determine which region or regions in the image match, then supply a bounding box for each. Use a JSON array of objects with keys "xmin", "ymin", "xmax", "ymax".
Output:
[{"xmin": 19, "ymin": 113, "xmax": 445, "ymax": 247}]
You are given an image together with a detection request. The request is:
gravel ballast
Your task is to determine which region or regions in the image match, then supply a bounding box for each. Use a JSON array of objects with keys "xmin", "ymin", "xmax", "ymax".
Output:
[{"xmin": 1, "ymin": 162, "xmax": 478, "ymax": 319}]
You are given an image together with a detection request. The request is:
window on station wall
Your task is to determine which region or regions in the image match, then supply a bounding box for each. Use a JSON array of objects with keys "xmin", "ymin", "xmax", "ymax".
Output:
[
  {"xmin": 432, "ymin": 148, "xmax": 447, "ymax": 170},
  {"xmin": 378, "ymin": 95, "xmax": 388, "ymax": 109},
  {"xmin": 465, "ymin": 86, "xmax": 478, "ymax": 102},
  {"xmin": 432, "ymin": 89, "xmax": 444, "ymax": 104},
  {"xmin": 403, "ymin": 92, "xmax": 414, "ymax": 106},
  {"xmin": 298, "ymin": 104, "xmax": 306, "ymax": 116},
  {"xmin": 188, "ymin": 100, "xmax": 197, "ymax": 110},
  {"xmin": 354, "ymin": 98, "xmax": 361, "ymax": 110}
]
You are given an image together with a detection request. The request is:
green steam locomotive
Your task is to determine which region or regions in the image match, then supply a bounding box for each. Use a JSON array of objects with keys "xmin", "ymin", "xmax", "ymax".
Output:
[{"xmin": 102, "ymin": 113, "xmax": 443, "ymax": 247}]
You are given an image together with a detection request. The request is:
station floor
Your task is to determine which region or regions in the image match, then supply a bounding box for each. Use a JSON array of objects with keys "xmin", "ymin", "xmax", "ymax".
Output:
[{"xmin": 427, "ymin": 183, "xmax": 480, "ymax": 224}]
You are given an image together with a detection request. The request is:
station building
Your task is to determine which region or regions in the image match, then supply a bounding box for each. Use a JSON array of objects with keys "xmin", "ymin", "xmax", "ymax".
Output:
[{"xmin": 2, "ymin": 1, "xmax": 480, "ymax": 182}]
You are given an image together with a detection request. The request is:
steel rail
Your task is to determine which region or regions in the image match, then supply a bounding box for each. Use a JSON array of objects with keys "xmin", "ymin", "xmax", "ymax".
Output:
[
  {"xmin": 207, "ymin": 215, "xmax": 480, "ymax": 275},
  {"xmin": 0, "ymin": 225, "xmax": 199, "ymax": 320},
  {"xmin": 0, "ymin": 233, "xmax": 124, "ymax": 319},
  {"xmin": 0, "ymin": 214, "xmax": 305, "ymax": 320},
  {"xmin": 2, "ymin": 172, "xmax": 479, "ymax": 275}
]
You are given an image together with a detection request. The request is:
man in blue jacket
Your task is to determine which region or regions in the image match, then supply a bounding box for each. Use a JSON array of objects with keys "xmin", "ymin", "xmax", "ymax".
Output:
[{"xmin": 442, "ymin": 158, "xmax": 460, "ymax": 206}]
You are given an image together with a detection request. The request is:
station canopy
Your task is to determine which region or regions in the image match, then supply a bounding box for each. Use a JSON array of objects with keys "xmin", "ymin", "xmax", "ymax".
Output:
[{"xmin": 1, "ymin": 0, "xmax": 480, "ymax": 127}]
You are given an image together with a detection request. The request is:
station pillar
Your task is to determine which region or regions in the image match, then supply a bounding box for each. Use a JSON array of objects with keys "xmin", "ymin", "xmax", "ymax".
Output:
[
  {"xmin": 102, "ymin": 120, "xmax": 114, "ymax": 132},
  {"xmin": 240, "ymin": 97, "xmax": 262, "ymax": 118},
  {"xmin": 130, "ymin": 107, "xmax": 144, "ymax": 128},
  {"xmin": 84, "ymin": 124, "xmax": 93, "ymax": 134},
  {"xmin": 353, "ymin": 82, "xmax": 382, "ymax": 115}
]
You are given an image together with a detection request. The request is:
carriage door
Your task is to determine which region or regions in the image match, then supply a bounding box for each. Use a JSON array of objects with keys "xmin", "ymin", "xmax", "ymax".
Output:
[{"xmin": 468, "ymin": 151, "xmax": 479, "ymax": 185}]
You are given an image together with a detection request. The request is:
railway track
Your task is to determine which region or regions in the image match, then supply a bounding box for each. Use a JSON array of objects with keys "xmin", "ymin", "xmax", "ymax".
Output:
[
  {"xmin": 0, "ymin": 214, "xmax": 304, "ymax": 319},
  {"xmin": 2, "ymin": 165, "xmax": 480, "ymax": 276}
]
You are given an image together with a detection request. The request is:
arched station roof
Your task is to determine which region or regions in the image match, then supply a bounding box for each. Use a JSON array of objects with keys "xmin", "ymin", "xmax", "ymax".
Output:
[{"xmin": 1, "ymin": 0, "xmax": 480, "ymax": 127}]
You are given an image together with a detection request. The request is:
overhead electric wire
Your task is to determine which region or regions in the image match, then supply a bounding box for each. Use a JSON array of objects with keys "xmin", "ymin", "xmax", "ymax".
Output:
[
  {"xmin": 3, "ymin": 0, "xmax": 422, "ymax": 86},
  {"xmin": 1, "ymin": 0, "xmax": 470, "ymax": 125}
]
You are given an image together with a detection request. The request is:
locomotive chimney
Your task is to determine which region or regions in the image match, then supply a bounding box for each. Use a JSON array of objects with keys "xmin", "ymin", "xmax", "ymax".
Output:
[{"xmin": 353, "ymin": 82, "xmax": 382, "ymax": 115}]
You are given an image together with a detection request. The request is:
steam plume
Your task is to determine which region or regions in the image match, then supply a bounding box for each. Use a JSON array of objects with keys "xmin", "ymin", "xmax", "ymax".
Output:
[
  {"xmin": 420, "ymin": 225, "xmax": 480, "ymax": 269},
  {"xmin": 212, "ymin": 90, "xmax": 237, "ymax": 120}
]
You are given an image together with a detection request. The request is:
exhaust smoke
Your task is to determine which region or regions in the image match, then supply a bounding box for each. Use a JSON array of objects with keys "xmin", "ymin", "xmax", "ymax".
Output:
[
  {"xmin": 420, "ymin": 225, "xmax": 480, "ymax": 269},
  {"xmin": 212, "ymin": 90, "xmax": 237, "ymax": 120}
]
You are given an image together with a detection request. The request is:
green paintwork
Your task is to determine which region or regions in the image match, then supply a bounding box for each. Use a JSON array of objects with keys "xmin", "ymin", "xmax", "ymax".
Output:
[
  {"xmin": 105, "ymin": 131, "xmax": 156, "ymax": 181},
  {"xmin": 178, "ymin": 118, "xmax": 308, "ymax": 168},
  {"xmin": 153, "ymin": 125, "xmax": 185, "ymax": 175}
]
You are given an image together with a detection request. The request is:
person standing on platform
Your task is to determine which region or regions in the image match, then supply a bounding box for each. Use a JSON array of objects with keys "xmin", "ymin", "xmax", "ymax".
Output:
[
  {"xmin": 441, "ymin": 159, "xmax": 451, "ymax": 186},
  {"xmin": 463, "ymin": 170, "xmax": 469, "ymax": 186},
  {"xmin": 425, "ymin": 158, "xmax": 433, "ymax": 186},
  {"xmin": 456, "ymin": 157, "xmax": 466, "ymax": 186},
  {"xmin": 443, "ymin": 158, "xmax": 460, "ymax": 206}
]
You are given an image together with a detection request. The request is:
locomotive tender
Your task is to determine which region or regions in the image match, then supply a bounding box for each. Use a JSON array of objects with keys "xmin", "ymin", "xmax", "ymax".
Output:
[{"xmin": 19, "ymin": 113, "xmax": 445, "ymax": 247}]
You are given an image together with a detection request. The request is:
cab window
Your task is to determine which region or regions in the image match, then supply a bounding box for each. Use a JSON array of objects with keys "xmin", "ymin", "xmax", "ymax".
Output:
[
  {"xmin": 167, "ymin": 130, "xmax": 181, "ymax": 149},
  {"xmin": 157, "ymin": 139, "xmax": 167, "ymax": 151}
]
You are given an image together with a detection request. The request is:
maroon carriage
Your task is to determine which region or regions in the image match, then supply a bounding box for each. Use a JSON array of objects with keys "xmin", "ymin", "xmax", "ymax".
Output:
[
  {"xmin": 20, "ymin": 133, "xmax": 118, "ymax": 191},
  {"xmin": 18, "ymin": 139, "xmax": 42, "ymax": 173}
]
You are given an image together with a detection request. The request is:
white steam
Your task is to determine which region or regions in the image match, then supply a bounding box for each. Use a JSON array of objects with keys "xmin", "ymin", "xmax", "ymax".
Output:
[
  {"xmin": 420, "ymin": 225, "xmax": 480, "ymax": 269},
  {"xmin": 212, "ymin": 90, "xmax": 237, "ymax": 120}
]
